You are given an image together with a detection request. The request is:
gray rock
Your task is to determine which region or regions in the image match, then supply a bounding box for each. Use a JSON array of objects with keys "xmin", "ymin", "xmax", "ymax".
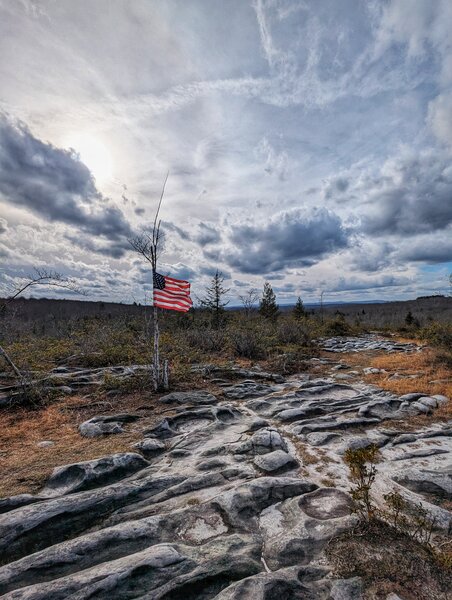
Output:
[
  {"xmin": 299, "ymin": 488, "xmax": 352, "ymax": 520},
  {"xmin": 159, "ymin": 391, "xmax": 217, "ymax": 405},
  {"xmin": 132, "ymin": 438, "xmax": 165, "ymax": 458},
  {"xmin": 254, "ymin": 450, "xmax": 298, "ymax": 473},
  {"xmin": 41, "ymin": 453, "xmax": 149, "ymax": 496},
  {"xmin": 330, "ymin": 577, "xmax": 363, "ymax": 599},
  {"xmin": 432, "ymin": 394, "xmax": 448, "ymax": 405},
  {"xmin": 418, "ymin": 396, "xmax": 438, "ymax": 409},
  {"xmin": 235, "ymin": 428, "xmax": 288, "ymax": 455},
  {"xmin": 79, "ymin": 413, "xmax": 140, "ymax": 438},
  {"xmin": 305, "ymin": 432, "xmax": 340, "ymax": 446},
  {"xmin": 37, "ymin": 441, "xmax": 54, "ymax": 448}
]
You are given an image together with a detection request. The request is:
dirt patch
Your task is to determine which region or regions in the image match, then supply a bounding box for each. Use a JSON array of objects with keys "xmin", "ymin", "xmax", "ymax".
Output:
[{"xmin": 327, "ymin": 520, "xmax": 452, "ymax": 600}]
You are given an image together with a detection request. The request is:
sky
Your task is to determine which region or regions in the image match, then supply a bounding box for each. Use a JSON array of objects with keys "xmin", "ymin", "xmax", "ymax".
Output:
[{"xmin": 0, "ymin": 0, "xmax": 451, "ymax": 306}]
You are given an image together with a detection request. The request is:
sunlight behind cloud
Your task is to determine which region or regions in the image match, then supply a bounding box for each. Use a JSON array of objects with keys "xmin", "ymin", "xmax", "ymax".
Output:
[{"xmin": 65, "ymin": 133, "xmax": 113, "ymax": 187}]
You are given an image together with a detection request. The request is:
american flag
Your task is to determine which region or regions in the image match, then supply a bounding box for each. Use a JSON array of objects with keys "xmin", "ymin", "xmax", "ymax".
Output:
[{"xmin": 153, "ymin": 271, "xmax": 193, "ymax": 312}]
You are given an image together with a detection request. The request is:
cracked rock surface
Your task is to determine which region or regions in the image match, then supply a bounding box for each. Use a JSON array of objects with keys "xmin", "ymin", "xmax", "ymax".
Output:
[{"xmin": 0, "ymin": 336, "xmax": 450, "ymax": 599}]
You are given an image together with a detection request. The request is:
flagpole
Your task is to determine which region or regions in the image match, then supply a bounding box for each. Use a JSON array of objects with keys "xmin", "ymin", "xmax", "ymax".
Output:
[
  {"xmin": 153, "ymin": 301, "xmax": 159, "ymax": 391},
  {"xmin": 151, "ymin": 172, "xmax": 168, "ymax": 392}
]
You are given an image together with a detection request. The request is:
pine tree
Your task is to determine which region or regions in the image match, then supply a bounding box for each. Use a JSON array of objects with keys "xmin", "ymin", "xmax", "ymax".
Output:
[
  {"xmin": 259, "ymin": 282, "xmax": 279, "ymax": 320},
  {"xmin": 405, "ymin": 311, "xmax": 414, "ymax": 326},
  {"xmin": 293, "ymin": 296, "xmax": 306, "ymax": 319},
  {"xmin": 201, "ymin": 270, "xmax": 230, "ymax": 328}
]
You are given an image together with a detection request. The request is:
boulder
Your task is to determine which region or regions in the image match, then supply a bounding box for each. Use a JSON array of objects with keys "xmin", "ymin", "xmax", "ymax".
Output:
[
  {"xmin": 132, "ymin": 438, "xmax": 166, "ymax": 458},
  {"xmin": 254, "ymin": 450, "xmax": 298, "ymax": 473}
]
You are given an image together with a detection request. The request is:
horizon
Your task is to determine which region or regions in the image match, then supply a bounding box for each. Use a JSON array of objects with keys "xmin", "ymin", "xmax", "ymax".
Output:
[{"xmin": 1, "ymin": 1, "xmax": 452, "ymax": 305}]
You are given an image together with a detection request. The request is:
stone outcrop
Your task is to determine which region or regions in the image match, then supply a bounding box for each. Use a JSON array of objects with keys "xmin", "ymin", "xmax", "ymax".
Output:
[{"xmin": 0, "ymin": 335, "xmax": 450, "ymax": 598}]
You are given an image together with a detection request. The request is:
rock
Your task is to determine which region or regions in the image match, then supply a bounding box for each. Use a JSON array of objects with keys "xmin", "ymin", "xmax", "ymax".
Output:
[
  {"xmin": 432, "ymin": 394, "xmax": 448, "ymax": 405},
  {"xmin": 235, "ymin": 428, "xmax": 288, "ymax": 455},
  {"xmin": 411, "ymin": 401, "xmax": 431, "ymax": 414},
  {"xmin": 305, "ymin": 432, "xmax": 340, "ymax": 446},
  {"xmin": 159, "ymin": 391, "xmax": 217, "ymax": 405},
  {"xmin": 399, "ymin": 392, "xmax": 425, "ymax": 402},
  {"xmin": 330, "ymin": 577, "xmax": 363, "ymax": 599},
  {"xmin": 213, "ymin": 478, "xmax": 317, "ymax": 529},
  {"xmin": 299, "ymin": 488, "xmax": 352, "ymax": 520},
  {"xmin": 79, "ymin": 413, "xmax": 140, "ymax": 438},
  {"xmin": 132, "ymin": 438, "xmax": 165, "ymax": 458},
  {"xmin": 0, "ymin": 494, "xmax": 40, "ymax": 515},
  {"xmin": 37, "ymin": 441, "xmax": 54, "ymax": 448},
  {"xmin": 41, "ymin": 453, "xmax": 149, "ymax": 496},
  {"xmin": 418, "ymin": 396, "xmax": 438, "ymax": 409},
  {"xmin": 254, "ymin": 450, "xmax": 298, "ymax": 473},
  {"xmin": 393, "ymin": 466, "xmax": 452, "ymax": 501},
  {"xmin": 79, "ymin": 419, "xmax": 123, "ymax": 437},
  {"xmin": 392, "ymin": 434, "xmax": 417, "ymax": 445}
]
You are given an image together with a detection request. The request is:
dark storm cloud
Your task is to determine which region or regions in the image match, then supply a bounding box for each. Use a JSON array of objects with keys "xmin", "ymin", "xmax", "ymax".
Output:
[
  {"xmin": 361, "ymin": 153, "xmax": 452, "ymax": 236},
  {"xmin": 65, "ymin": 233, "xmax": 131, "ymax": 259},
  {"xmin": 223, "ymin": 208, "xmax": 350, "ymax": 275},
  {"xmin": 0, "ymin": 114, "xmax": 132, "ymax": 241},
  {"xmin": 199, "ymin": 266, "xmax": 231, "ymax": 279},
  {"xmin": 195, "ymin": 223, "xmax": 221, "ymax": 246}
]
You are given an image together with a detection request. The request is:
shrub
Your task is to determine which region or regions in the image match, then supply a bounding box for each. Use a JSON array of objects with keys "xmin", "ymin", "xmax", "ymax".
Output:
[
  {"xmin": 229, "ymin": 328, "xmax": 265, "ymax": 359},
  {"xmin": 344, "ymin": 444, "xmax": 380, "ymax": 521},
  {"xmin": 184, "ymin": 327, "xmax": 226, "ymax": 353},
  {"xmin": 323, "ymin": 316, "xmax": 353, "ymax": 337}
]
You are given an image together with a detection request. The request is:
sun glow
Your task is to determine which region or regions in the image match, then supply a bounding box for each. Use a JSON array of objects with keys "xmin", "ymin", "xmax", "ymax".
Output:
[{"xmin": 66, "ymin": 133, "xmax": 113, "ymax": 186}]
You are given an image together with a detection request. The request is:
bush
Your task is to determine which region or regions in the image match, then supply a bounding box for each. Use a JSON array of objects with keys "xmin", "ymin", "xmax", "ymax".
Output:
[
  {"xmin": 184, "ymin": 327, "xmax": 226, "ymax": 353},
  {"xmin": 323, "ymin": 316, "xmax": 354, "ymax": 337},
  {"xmin": 420, "ymin": 321, "xmax": 452, "ymax": 352},
  {"xmin": 229, "ymin": 328, "xmax": 265, "ymax": 359}
]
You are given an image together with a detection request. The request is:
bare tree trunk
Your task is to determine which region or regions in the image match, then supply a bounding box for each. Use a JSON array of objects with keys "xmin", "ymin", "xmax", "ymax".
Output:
[
  {"xmin": 153, "ymin": 305, "xmax": 159, "ymax": 391},
  {"xmin": 0, "ymin": 344, "xmax": 27, "ymax": 392},
  {"xmin": 163, "ymin": 359, "xmax": 169, "ymax": 391}
]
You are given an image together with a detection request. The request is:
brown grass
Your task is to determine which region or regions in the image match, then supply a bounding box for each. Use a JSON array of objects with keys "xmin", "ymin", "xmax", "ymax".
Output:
[
  {"xmin": 0, "ymin": 393, "xmax": 172, "ymax": 497},
  {"xmin": 366, "ymin": 349, "xmax": 452, "ymax": 417},
  {"xmin": 328, "ymin": 347, "xmax": 452, "ymax": 421}
]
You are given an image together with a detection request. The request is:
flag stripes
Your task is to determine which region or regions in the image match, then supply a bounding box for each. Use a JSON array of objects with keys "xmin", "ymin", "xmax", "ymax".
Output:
[{"xmin": 153, "ymin": 271, "xmax": 192, "ymax": 312}]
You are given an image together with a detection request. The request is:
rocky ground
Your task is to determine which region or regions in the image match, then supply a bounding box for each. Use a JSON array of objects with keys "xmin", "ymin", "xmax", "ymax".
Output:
[{"xmin": 0, "ymin": 336, "xmax": 451, "ymax": 599}]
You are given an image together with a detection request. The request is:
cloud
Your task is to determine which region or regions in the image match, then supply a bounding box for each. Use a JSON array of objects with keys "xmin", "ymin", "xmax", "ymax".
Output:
[
  {"xmin": 360, "ymin": 152, "xmax": 452, "ymax": 236},
  {"xmin": 254, "ymin": 136, "xmax": 289, "ymax": 180},
  {"xmin": 0, "ymin": 217, "xmax": 7, "ymax": 234},
  {"xmin": 398, "ymin": 232, "xmax": 452, "ymax": 263},
  {"xmin": 427, "ymin": 93, "xmax": 452, "ymax": 147},
  {"xmin": 330, "ymin": 274, "xmax": 411, "ymax": 293},
  {"xmin": 0, "ymin": 114, "xmax": 132, "ymax": 242},
  {"xmin": 223, "ymin": 207, "xmax": 350, "ymax": 274},
  {"xmin": 195, "ymin": 223, "xmax": 221, "ymax": 246}
]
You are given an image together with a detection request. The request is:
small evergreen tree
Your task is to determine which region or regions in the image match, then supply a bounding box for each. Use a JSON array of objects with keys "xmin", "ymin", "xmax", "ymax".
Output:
[
  {"xmin": 201, "ymin": 270, "xmax": 230, "ymax": 328},
  {"xmin": 259, "ymin": 282, "xmax": 279, "ymax": 320},
  {"xmin": 405, "ymin": 311, "xmax": 414, "ymax": 326},
  {"xmin": 293, "ymin": 296, "xmax": 306, "ymax": 319}
]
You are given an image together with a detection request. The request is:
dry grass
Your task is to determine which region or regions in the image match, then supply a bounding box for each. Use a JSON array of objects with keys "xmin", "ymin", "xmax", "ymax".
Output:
[
  {"xmin": 366, "ymin": 348, "xmax": 452, "ymax": 417},
  {"xmin": 328, "ymin": 347, "xmax": 452, "ymax": 421},
  {"xmin": 0, "ymin": 393, "xmax": 172, "ymax": 497}
]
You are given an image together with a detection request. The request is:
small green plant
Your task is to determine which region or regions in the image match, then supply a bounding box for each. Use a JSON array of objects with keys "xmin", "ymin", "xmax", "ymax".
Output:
[{"xmin": 344, "ymin": 444, "xmax": 380, "ymax": 521}]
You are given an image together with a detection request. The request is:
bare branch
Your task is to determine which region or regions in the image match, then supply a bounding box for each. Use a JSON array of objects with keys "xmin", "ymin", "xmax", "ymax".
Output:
[{"xmin": 4, "ymin": 268, "xmax": 86, "ymax": 305}]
